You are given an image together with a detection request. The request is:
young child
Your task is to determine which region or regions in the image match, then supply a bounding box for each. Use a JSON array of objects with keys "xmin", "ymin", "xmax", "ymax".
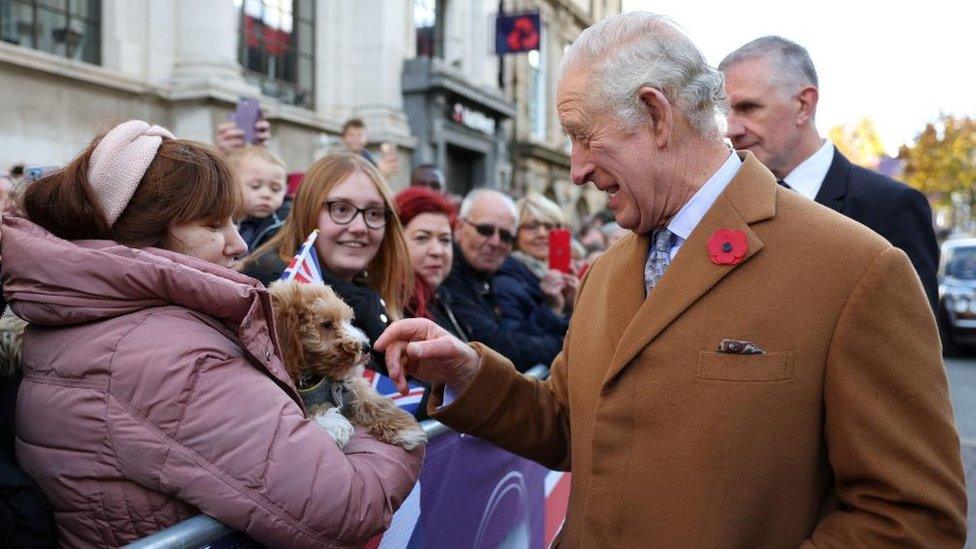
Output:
[{"xmin": 226, "ymin": 146, "xmax": 288, "ymax": 253}]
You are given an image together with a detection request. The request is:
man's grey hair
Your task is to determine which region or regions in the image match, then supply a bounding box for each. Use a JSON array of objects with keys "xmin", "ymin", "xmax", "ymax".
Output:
[
  {"xmin": 718, "ymin": 36, "xmax": 818, "ymax": 92},
  {"xmin": 459, "ymin": 189, "xmax": 519, "ymax": 225},
  {"xmin": 560, "ymin": 11, "xmax": 726, "ymax": 139}
]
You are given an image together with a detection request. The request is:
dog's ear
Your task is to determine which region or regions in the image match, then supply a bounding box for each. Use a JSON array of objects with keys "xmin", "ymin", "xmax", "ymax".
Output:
[{"xmin": 269, "ymin": 281, "xmax": 306, "ymax": 380}]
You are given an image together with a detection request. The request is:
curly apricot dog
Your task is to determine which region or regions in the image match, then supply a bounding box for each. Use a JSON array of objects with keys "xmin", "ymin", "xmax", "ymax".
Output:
[{"xmin": 269, "ymin": 280, "xmax": 426, "ymax": 450}]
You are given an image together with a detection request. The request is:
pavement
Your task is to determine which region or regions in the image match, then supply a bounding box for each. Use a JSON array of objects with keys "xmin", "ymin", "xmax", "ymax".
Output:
[{"xmin": 945, "ymin": 351, "xmax": 976, "ymax": 547}]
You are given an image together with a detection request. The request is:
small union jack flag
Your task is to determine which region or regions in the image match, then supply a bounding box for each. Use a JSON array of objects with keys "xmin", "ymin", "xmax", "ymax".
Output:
[
  {"xmin": 281, "ymin": 230, "xmax": 324, "ymax": 284},
  {"xmin": 361, "ymin": 368, "xmax": 427, "ymax": 416}
]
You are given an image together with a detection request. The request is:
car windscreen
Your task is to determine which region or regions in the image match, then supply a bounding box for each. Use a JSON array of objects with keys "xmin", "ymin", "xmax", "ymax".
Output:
[{"xmin": 946, "ymin": 246, "xmax": 976, "ymax": 279}]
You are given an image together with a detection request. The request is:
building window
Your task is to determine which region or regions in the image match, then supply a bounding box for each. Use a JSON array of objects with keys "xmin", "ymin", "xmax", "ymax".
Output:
[
  {"xmin": 235, "ymin": 0, "xmax": 314, "ymax": 109},
  {"xmin": 0, "ymin": 0, "xmax": 100, "ymax": 64},
  {"xmin": 527, "ymin": 26, "xmax": 546, "ymax": 140},
  {"xmin": 414, "ymin": 0, "xmax": 442, "ymax": 58}
]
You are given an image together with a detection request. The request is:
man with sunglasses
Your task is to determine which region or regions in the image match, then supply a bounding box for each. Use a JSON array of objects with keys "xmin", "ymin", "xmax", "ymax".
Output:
[{"xmin": 438, "ymin": 189, "xmax": 567, "ymax": 372}]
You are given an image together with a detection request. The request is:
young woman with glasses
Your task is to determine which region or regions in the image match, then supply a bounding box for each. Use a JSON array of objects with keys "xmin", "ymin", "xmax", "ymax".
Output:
[{"xmin": 242, "ymin": 153, "xmax": 413, "ymax": 368}]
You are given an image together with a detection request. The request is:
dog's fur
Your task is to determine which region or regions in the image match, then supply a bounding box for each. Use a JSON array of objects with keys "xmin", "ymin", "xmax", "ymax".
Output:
[{"xmin": 269, "ymin": 280, "xmax": 426, "ymax": 451}]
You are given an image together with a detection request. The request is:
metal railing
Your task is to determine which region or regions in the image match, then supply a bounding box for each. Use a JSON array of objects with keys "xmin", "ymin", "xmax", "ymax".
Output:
[{"xmin": 125, "ymin": 365, "xmax": 549, "ymax": 549}]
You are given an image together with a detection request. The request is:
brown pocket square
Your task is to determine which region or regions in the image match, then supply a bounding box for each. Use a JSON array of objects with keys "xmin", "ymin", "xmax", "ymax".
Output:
[{"xmin": 717, "ymin": 338, "xmax": 765, "ymax": 355}]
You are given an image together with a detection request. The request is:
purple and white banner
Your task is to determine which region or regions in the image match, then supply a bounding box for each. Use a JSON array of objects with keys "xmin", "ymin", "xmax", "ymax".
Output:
[{"xmin": 366, "ymin": 430, "xmax": 570, "ymax": 548}]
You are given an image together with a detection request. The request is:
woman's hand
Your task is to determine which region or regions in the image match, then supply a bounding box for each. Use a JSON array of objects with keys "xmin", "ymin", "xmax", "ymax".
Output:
[
  {"xmin": 540, "ymin": 269, "xmax": 567, "ymax": 314},
  {"xmin": 374, "ymin": 318, "xmax": 480, "ymax": 396},
  {"xmin": 561, "ymin": 273, "xmax": 580, "ymax": 312},
  {"xmin": 215, "ymin": 120, "xmax": 271, "ymax": 155}
]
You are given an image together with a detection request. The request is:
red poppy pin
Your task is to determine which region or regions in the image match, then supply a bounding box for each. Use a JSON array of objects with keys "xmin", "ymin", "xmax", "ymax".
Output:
[{"xmin": 707, "ymin": 229, "xmax": 748, "ymax": 265}]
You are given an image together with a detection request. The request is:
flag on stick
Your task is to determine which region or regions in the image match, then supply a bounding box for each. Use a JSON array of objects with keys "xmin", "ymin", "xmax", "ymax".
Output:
[{"xmin": 281, "ymin": 230, "xmax": 324, "ymax": 284}]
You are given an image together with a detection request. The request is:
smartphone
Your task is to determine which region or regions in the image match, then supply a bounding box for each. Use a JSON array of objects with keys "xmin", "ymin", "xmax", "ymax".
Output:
[
  {"xmin": 230, "ymin": 97, "xmax": 261, "ymax": 144},
  {"xmin": 548, "ymin": 228, "xmax": 572, "ymax": 274}
]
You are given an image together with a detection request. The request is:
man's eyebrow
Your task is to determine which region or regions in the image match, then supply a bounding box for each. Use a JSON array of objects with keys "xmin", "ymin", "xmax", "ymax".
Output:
[{"xmin": 731, "ymin": 100, "xmax": 761, "ymax": 109}]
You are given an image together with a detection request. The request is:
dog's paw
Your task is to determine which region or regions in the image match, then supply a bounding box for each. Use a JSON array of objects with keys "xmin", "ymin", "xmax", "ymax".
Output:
[
  {"xmin": 312, "ymin": 407, "xmax": 354, "ymax": 449},
  {"xmin": 391, "ymin": 425, "xmax": 428, "ymax": 451}
]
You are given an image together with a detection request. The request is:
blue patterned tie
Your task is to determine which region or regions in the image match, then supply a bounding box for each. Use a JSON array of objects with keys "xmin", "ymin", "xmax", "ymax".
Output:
[{"xmin": 644, "ymin": 228, "xmax": 675, "ymax": 296}]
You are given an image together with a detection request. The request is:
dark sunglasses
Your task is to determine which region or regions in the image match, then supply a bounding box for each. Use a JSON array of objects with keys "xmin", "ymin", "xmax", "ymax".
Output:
[{"xmin": 462, "ymin": 218, "xmax": 516, "ymax": 244}]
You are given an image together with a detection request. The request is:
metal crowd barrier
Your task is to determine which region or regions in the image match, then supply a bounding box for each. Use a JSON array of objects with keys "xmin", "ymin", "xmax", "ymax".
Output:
[{"xmin": 125, "ymin": 364, "xmax": 550, "ymax": 549}]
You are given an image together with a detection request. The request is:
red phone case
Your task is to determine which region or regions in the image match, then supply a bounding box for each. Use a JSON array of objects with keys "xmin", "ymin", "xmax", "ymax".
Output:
[{"xmin": 548, "ymin": 228, "xmax": 572, "ymax": 273}]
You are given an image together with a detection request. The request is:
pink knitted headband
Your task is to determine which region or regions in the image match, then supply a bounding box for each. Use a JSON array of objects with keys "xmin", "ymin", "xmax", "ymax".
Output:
[{"xmin": 87, "ymin": 120, "xmax": 175, "ymax": 226}]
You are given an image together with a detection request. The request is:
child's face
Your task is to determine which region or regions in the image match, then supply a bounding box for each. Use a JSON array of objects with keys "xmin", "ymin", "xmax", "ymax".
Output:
[{"xmin": 239, "ymin": 157, "xmax": 287, "ymax": 219}]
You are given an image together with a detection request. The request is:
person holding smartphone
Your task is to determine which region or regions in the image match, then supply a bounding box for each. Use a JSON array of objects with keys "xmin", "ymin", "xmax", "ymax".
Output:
[
  {"xmin": 493, "ymin": 193, "xmax": 577, "ymax": 345},
  {"xmin": 440, "ymin": 190, "xmax": 567, "ymax": 371}
]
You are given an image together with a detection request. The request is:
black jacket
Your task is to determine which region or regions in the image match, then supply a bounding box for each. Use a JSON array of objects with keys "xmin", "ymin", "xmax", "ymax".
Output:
[
  {"xmin": 814, "ymin": 149, "xmax": 939, "ymax": 311},
  {"xmin": 440, "ymin": 247, "xmax": 565, "ymax": 372},
  {"xmin": 493, "ymin": 256, "xmax": 569, "ymax": 340},
  {"xmin": 238, "ymin": 213, "xmax": 284, "ymax": 254},
  {"xmin": 0, "ymin": 376, "xmax": 58, "ymax": 548}
]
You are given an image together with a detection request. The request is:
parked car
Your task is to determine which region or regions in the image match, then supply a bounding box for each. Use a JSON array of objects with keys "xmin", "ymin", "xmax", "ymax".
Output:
[{"xmin": 937, "ymin": 237, "xmax": 976, "ymax": 352}]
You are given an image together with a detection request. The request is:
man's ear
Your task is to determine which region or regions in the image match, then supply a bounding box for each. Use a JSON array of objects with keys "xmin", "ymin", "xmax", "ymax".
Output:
[
  {"xmin": 796, "ymin": 85, "xmax": 819, "ymax": 126},
  {"xmin": 637, "ymin": 86, "xmax": 673, "ymax": 148}
]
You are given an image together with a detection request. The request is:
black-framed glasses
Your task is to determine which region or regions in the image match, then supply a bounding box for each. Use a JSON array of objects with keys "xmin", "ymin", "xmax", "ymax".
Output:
[
  {"xmin": 462, "ymin": 219, "xmax": 516, "ymax": 244},
  {"xmin": 520, "ymin": 220, "xmax": 561, "ymax": 232},
  {"xmin": 325, "ymin": 200, "xmax": 390, "ymax": 229}
]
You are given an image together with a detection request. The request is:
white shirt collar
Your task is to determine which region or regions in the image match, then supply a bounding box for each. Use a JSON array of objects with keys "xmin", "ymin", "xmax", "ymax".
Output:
[
  {"xmin": 667, "ymin": 151, "xmax": 742, "ymax": 241},
  {"xmin": 783, "ymin": 140, "xmax": 834, "ymax": 200}
]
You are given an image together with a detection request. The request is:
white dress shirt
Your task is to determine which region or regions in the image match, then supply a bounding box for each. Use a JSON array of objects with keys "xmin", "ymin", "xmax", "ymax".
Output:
[
  {"xmin": 660, "ymin": 151, "xmax": 743, "ymax": 260},
  {"xmin": 783, "ymin": 140, "xmax": 835, "ymax": 200}
]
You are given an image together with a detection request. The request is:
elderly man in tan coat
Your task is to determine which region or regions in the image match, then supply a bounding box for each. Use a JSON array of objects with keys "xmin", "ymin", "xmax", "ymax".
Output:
[{"xmin": 377, "ymin": 11, "xmax": 966, "ymax": 547}]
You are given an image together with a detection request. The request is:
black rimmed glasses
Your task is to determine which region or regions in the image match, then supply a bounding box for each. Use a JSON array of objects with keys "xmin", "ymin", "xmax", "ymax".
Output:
[
  {"xmin": 462, "ymin": 219, "xmax": 516, "ymax": 245},
  {"xmin": 325, "ymin": 200, "xmax": 390, "ymax": 229}
]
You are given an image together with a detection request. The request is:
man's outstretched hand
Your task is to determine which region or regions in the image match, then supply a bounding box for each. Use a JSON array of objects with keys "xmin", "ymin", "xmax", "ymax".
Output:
[{"xmin": 374, "ymin": 318, "xmax": 479, "ymax": 397}]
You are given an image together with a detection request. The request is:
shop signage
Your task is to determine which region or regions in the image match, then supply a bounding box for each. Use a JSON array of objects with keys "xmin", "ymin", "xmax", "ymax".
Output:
[
  {"xmin": 495, "ymin": 12, "xmax": 541, "ymax": 54},
  {"xmin": 451, "ymin": 102, "xmax": 497, "ymax": 135}
]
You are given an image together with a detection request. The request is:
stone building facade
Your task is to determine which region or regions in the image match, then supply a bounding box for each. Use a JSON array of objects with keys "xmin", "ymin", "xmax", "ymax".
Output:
[
  {"xmin": 0, "ymin": 0, "xmax": 617, "ymax": 218},
  {"xmin": 501, "ymin": 0, "xmax": 620, "ymax": 225}
]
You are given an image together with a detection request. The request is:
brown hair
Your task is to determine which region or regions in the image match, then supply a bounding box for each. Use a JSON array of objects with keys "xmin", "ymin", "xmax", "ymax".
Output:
[
  {"xmin": 21, "ymin": 135, "xmax": 243, "ymax": 248},
  {"xmin": 341, "ymin": 118, "xmax": 365, "ymax": 135},
  {"xmin": 244, "ymin": 153, "xmax": 413, "ymax": 319}
]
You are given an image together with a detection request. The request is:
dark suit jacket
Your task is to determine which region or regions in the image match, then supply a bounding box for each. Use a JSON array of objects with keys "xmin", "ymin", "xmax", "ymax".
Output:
[
  {"xmin": 440, "ymin": 247, "xmax": 565, "ymax": 372},
  {"xmin": 815, "ymin": 149, "xmax": 939, "ymax": 311}
]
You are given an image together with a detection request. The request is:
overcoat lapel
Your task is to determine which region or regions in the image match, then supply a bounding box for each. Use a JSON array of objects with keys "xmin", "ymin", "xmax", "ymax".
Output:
[{"xmin": 603, "ymin": 153, "xmax": 778, "ymax": 386}]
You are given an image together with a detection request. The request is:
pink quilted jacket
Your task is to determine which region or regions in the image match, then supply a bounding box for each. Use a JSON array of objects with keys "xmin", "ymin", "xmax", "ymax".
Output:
[{"xmin": 2, "ymin": 215, "xmax": 423, "ymax": 548}]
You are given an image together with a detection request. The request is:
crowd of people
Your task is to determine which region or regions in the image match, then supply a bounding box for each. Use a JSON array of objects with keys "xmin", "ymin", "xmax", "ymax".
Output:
[
  {"xmin": 0, "ymin": 91, "xmax": 616, "ymax": 547},
  {"xmin": 0, "ymin": 9, "xmax": 966, "ymax": 549}
]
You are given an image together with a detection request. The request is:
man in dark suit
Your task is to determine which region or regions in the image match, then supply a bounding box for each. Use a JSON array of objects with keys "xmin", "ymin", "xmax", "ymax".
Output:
[{"xmin": 720, "ymin": 37, "xmax": 939, "ymax": 311}]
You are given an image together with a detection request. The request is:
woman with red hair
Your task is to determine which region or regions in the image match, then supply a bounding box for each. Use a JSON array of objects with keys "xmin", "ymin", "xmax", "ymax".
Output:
[{"xmin": 394, "ymin": 186, "xmax": 468, "ymax": 340}]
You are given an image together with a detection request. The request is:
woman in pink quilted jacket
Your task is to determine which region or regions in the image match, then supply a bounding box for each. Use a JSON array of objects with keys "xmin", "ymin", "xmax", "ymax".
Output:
[{"xmin": 1, "ymin": 121, "xmax": 424, "ymax": 548}]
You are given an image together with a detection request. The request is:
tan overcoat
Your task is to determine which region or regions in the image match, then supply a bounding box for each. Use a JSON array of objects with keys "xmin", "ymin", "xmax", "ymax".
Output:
[{"xmin": 431, "ymin": 153, "xmax": 967, "ymax": 547}]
